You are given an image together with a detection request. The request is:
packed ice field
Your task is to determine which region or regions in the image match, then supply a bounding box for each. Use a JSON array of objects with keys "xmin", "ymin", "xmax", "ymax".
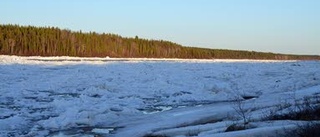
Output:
[{"xmin": 0, "ymin": 55, "xmax": 319, "ymax": 137}]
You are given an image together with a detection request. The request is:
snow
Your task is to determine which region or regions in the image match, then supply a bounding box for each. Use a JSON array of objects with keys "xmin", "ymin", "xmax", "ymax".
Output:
[
  {"xmin": 0, "ymin": 55, "xmax": 319, "ymax": 137},
  {"xmin": 202, "ymin": 122, "xmax": 296, "ymax": 137}
]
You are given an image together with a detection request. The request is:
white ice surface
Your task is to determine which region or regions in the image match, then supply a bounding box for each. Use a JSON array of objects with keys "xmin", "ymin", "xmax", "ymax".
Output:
[{"xmin": 0, "ymin": 55, "xmax": 319, "ymax": 137}]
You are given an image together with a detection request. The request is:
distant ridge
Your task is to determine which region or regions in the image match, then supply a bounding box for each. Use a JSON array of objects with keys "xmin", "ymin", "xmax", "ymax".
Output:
[{"xmin": 0, "ymin": 24, "xmax": 319, "ymax": 60}]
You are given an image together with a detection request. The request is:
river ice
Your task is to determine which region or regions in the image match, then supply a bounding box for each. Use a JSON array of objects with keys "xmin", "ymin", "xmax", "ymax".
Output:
[{"xmin": 0, "ymin": 55, "xmax": 319, "ymax": 137}]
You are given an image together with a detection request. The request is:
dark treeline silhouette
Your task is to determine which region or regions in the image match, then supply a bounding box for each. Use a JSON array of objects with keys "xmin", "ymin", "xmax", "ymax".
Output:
[{"xmin": 0, "ymin": 24, "xmax": 319, "ymax": 60}]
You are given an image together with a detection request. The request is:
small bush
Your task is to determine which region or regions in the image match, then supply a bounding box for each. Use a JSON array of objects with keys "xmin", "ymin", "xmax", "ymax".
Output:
[
  {"xmin": 285, "ymin": 123, "xmax": 320, "ymax": 137},
  {"xmin": 264, "ymin": 96, "xmax": 320, "ymax": 137},
  {"xmin": 232, "ymin": 96, "xmax": 253, "ymax": 127},
  {"xmin": 267, "ymin": 96, "xmax": 320, "ymax": 121}
]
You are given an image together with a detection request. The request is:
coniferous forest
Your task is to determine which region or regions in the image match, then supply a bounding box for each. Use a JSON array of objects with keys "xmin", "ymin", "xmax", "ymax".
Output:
[{"xmin": 0, "ymin": 24, "xmax": 319, "ymax": 60}]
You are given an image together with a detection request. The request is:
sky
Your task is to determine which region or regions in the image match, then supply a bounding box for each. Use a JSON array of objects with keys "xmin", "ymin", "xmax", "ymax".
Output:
[{"xmin": 1, "ymin": 0, "xmax": 319, "ymax": 55}]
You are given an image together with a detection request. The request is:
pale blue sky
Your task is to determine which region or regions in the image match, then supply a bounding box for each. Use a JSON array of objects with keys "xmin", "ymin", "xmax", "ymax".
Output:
[{"xmin": 1, "ymin": 0, "xmax": 319, "ymax": 55}]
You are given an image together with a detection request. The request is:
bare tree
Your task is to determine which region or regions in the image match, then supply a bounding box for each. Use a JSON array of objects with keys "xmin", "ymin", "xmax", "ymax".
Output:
[{"xmin": 232, "ymin": 96, "xmax": 252, "ymax": 127}]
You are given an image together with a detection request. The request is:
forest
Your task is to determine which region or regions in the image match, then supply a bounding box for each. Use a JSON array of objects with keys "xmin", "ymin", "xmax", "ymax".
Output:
[{"xmin": 0, "ymin": 24, "xmax": 319, "ymax": 60}]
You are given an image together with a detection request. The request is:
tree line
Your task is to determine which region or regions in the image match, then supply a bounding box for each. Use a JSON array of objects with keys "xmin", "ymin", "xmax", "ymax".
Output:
[{"xmin": 0, "ymin": 24, "xmax": 319, "ymax": 60}]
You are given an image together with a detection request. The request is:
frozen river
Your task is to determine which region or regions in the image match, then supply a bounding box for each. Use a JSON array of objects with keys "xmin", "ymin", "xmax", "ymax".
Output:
[{"xmin": 0, "ymin": 55, "xmax": 319, "ymax": 137}]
